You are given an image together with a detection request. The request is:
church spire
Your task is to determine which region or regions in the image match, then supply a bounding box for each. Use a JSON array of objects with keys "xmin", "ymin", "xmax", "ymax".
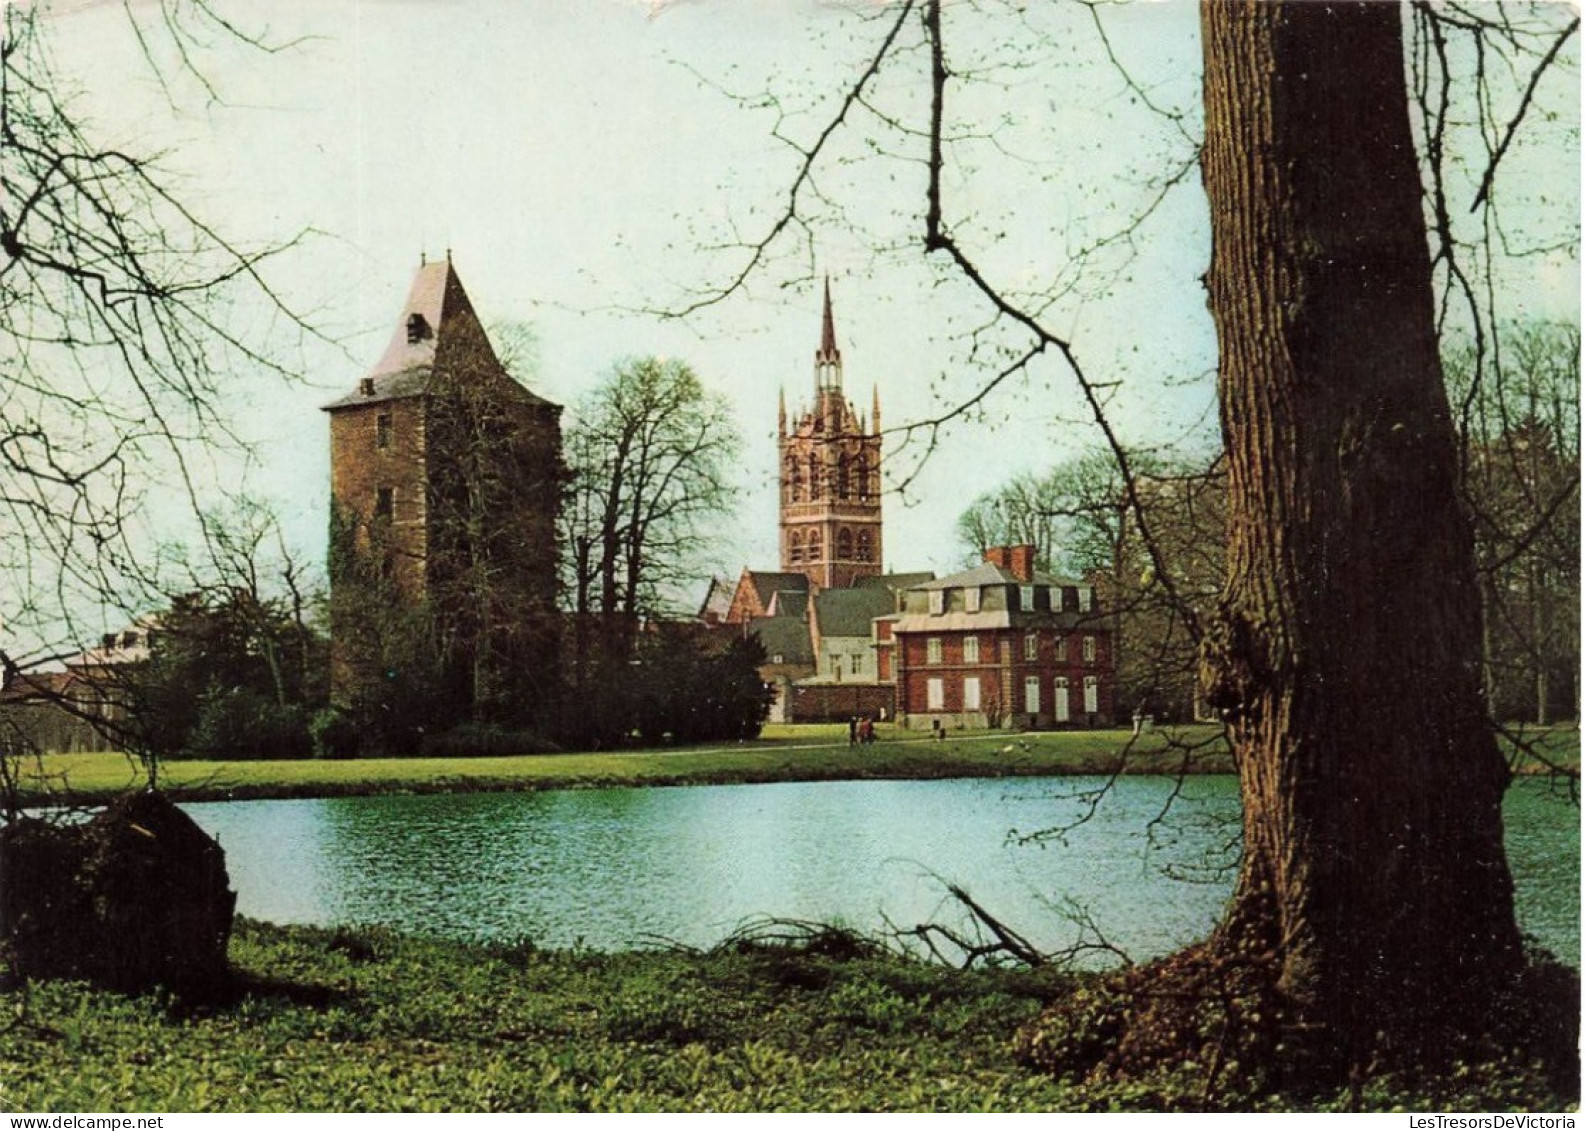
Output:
[{"xmin": 814, "ymin": 275, "xmax": 842, "ymax": 393}]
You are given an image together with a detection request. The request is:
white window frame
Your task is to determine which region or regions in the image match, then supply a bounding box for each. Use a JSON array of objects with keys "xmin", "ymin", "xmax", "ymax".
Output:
[
  {"xmin": 1019, "ymin": 584, "xmax": 1035, "ymax": 612},
  {"xmin": 963, "ymin": 676, "xmax": 981, "ymax": 712},
  {"xmin": 1024, "ymin": 675, "xmax": 1040, "ymax": 715},
  {"xmin": 927, "ymin": 677, "xmax": 945, "ymax": 711},
  {"xmin": 1023, "ymin": 633, "xmax": 1039, "ymax": 662},
  {"xmin": 1083, "ymin": 635, "xmax": 1097, "ymax": 664},
  {"xmin": 964, "ymin": 586, "xmax": 981, "ymax": 613},
  {"xmin": 1054, "ymin": 677, "xmax": 1071, "ymax": 723},
  {"xmin": 1078, "ymin": 586, "xmax": 1094, "ymax": 613},
  {"xmin": 927, "ymin": 637, "xmax": 943, "ymax": 665},
  {"xmin": 962, "ymin": 635, "xmax": 980, "ymax": 665},
  {"xmin": 928, "ymin": 589, "xmax": 946, "ymax": 615},
  {"xmin": 1054, "ymin": 634, "xmax": 1068, "ymax": 662},
  {"xmin": 1084, "ymin": 675, "xmax": 1099, "ymax": 714}
]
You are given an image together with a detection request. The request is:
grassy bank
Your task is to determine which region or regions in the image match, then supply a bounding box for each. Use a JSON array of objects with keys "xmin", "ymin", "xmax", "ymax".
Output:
[
  {"xmin": 14, "ymin": 723, "xmax": 1574, "ymax": 807},
  {"xmin": 17, "ymin": 725, "xmax": 1234, "ymax": 805},
  {"xmin": 1, "ymin": 920, "xmax": 1567, "ymax": 1112}
]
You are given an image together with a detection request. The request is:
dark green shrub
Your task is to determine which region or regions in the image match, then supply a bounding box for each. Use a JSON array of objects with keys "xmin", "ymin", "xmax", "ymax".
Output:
[
  {"xmin": 419, "ymin": 722, "xmax": 562, "ymax": 758},
  {"xmin": 182, "ymin": 687, "xmax": 311, "ymax": 760},
  {"xmin": 309, "ymin": 707, "xmax": 361, "ymax": 760}
]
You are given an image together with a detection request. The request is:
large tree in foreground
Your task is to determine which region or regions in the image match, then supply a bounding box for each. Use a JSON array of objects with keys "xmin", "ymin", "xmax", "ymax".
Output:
[
  {"xmin": 1192, "ymin": 0, "xmax": 1525, "ymax": 1065},
  {"xmin": 703, "ymin": 0, "xmax": 1572, "ymax": 1097}
]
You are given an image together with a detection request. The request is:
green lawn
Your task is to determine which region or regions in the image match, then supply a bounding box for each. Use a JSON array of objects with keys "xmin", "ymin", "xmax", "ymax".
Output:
[
  {"xmin": 14, "ymin": 725, "xmax": 1233, "ymax": 805},
  {"xmin": 1, "ymin": 919, "xmax": 1565, "ymax": 1112},
  {"xmin": 13, "ymin": 722, "xmax": 1574, "ymax": 807}
]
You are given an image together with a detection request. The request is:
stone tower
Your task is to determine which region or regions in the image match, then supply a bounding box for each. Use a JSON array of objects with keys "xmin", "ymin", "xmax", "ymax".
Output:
[
  {"xmin": 777, "ymin": 279, "xmax": 883, "ymax": 589},
  {"xmin": 322, "ymin": 257, "xmax": 564, "ymax": 725}
]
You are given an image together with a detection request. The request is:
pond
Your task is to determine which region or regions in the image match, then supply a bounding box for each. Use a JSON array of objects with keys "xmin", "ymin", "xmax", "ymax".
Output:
[{"xmin": 185, "ymin": 775, "xmax": 1579, "ymax": 967}]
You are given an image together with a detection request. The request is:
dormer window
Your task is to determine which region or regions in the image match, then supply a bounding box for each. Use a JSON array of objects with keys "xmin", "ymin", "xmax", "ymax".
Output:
[
  {"xmin": 964, "ymin": 586, "xmax": 981, "ymax": 614},
  {"xmin": 406, "ymin": 312, "xmax": 429, "ymax": 344},
  {"xmin": 359, "ymin": 377, "xmax": 376, "ymax": 397},
  {"xmin": 928, "ymin": 589, "xmax": 945, "ymax": 616}
]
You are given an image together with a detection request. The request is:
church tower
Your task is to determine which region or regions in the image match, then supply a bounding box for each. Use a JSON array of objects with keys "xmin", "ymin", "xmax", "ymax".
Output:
[{"xmin": 778, "ymin": 279, "xmax": 883, "ymax": 589}]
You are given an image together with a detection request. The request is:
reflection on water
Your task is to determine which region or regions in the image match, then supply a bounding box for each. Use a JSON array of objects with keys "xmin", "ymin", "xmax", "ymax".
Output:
[{"xmin": 185, "ymin": 775, "xmax": 1578, "ymax": 966}]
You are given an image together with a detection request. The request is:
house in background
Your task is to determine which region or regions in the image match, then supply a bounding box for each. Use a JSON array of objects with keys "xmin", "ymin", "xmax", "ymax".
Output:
[
  {"xmin": 890, "ymin": 545, "xmax": 1115, "ymax": 731},
  {"xmin": 0, "ymin": 620, "xmax": 153, "ymax": 753}
]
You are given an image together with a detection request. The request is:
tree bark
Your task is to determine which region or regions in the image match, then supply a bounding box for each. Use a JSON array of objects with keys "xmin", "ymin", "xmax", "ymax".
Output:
[{"xmin": 1199, "ymin": 0, "xmax": 1522, "ymax": 1053}]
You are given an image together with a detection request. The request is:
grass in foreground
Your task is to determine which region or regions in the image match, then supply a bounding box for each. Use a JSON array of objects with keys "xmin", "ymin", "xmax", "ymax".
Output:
[{"xmin": 1, "ymin": 921, "xmax": 1570, "ymax": 1112}]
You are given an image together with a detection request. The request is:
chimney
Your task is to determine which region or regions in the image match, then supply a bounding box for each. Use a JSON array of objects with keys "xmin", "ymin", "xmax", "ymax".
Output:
[{"xmin": 985, "ymin": 544, "xmax": 1036, "ymax": 582}]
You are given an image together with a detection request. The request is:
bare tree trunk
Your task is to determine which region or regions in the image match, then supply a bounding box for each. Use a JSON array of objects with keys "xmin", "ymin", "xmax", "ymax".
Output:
[{"xmin": 1199, "ymin": 0, "xmax": 1521, "ymax": 1057}]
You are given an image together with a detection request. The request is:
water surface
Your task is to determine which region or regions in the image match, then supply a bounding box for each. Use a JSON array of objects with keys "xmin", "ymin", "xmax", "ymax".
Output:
[{"xmin": 185, "ymin": 775, "xmax": 1578, "ymax": 965}]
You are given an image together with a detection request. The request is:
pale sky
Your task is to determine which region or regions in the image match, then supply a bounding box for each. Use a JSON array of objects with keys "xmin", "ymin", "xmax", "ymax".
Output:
[{"xmin": 40, "ymin": 0, "xmax": 1581, "ymax": 616}]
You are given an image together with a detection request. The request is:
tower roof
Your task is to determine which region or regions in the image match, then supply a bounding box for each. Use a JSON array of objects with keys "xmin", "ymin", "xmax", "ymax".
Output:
[
  {"xmin": 818, "ymin": 275, "xmax": 839, "ymax": 362},
  {"xmin": 323, "ymin": 257, "xmax": 553, "ymax": 412}
]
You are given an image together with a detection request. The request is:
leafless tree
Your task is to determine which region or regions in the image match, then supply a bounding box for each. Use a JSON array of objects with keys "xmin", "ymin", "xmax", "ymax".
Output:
[
  {"xmin": 0, "ymin": 3, "xmax": 314, "ymax": 800},
  {"xmin": 562, "ymin": 357, "xmax": 740, "ymax": 659}
]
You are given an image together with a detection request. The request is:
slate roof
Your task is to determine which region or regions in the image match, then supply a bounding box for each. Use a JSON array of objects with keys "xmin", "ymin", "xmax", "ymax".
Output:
[
  {"xmin": 745, "ymin": 571, "xmax": 810, "ymax": 610},
  {"xmin": 813, "ymin": 586, "xmax": 898, "ymax": 638},
  {"xmin": 766, "ymin": 589, "xmax": 809, "ymax": 619},
  {"xmin": 747, "ymin": 615, "xmax": 815, "ymax": 666}
]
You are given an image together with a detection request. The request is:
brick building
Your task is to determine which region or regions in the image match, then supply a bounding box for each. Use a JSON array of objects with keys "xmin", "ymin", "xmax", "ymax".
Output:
[
  {"xmin": 889, "ymin": 545, "xmax": 1115, "ymax": 730},
  {"xmin": 778, "ymin": 280, "xmax": 884, "ymax": 589},
  {"xmin": 322, "ymin": 257, "xmax": 564, "ymax": 724}
]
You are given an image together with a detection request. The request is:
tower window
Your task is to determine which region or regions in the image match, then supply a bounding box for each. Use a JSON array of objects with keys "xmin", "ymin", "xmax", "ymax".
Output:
[
  {"xmin": 376, "ymin": 413, "xmax": 393, "ymax": 449},
  {"xmin": 838, "ymin": 528, "xmax": 853, "ymax": 560},
  {"xmin": 375, "ymin": 487, "xmax": 394, "ymax": 520},
  {"xmin": 857, "ymin": 529, "xmax": 873, "ymax": 563}
]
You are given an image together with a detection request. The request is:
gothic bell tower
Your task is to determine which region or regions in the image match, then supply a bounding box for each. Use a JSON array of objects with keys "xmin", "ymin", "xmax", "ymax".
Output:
[{"xmin": 777, "ymin": 279, "xmax": 883, "ymax": 589}]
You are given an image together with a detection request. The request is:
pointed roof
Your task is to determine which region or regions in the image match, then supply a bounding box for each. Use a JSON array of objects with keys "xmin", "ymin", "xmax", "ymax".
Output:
[
  {"xmin": 818, "ymin": 275, "xmax": 839, "ymax": 363},
  {"xmin": 323, "ymin": 257, "xmax": 546, "ymax": 411}
]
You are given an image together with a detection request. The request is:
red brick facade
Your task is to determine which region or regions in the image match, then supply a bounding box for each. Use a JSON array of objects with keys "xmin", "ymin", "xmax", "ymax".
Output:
[
  {"xmin": 891, "ymin": 548, "xmax": 1116, "ymax": 729},
  {"xmin": 896, "ymin": 626, "xmax": 1114, "ymax": 728}
]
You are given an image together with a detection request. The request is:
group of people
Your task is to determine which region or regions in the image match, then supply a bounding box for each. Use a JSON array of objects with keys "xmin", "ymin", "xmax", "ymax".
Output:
[{"xmin": 847, "ymin": 716, "xmax": 877, "ymax": 746}]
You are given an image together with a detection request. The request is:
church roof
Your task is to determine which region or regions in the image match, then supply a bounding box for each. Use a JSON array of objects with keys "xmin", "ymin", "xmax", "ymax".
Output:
[{"xmin": 745, "ymin": 570, "xmax": 811, "ymax": 609}]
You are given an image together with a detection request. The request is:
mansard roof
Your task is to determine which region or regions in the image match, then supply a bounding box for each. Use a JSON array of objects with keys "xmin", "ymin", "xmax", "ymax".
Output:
[{"xmin": 910, "ymin": 560, "xmax": 1086, "ymax": 592}]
